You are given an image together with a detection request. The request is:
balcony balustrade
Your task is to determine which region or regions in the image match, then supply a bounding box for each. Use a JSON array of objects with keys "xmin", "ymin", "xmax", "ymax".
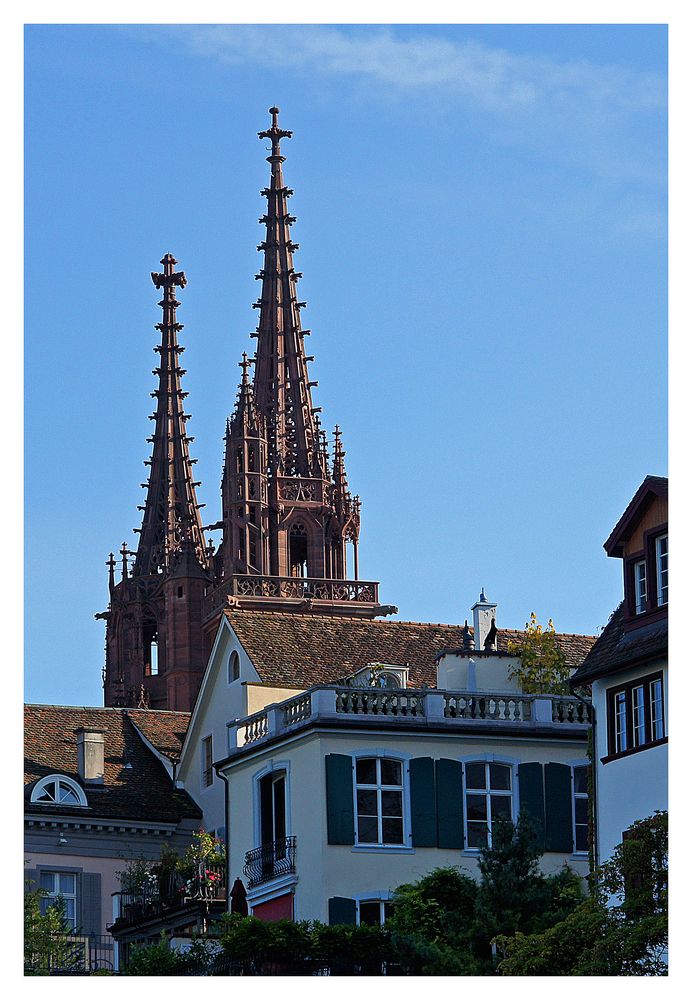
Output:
[
  {"xmin": 232, "ymin": 685, "xmax": 591, "ymax": 750},
  {"xmin": 203, "ymin": 574, "xmax": 380, "ymax": 619},
  {"xmin": 243, "ymin": 836, "xmax": 297, "ymax": 888}
]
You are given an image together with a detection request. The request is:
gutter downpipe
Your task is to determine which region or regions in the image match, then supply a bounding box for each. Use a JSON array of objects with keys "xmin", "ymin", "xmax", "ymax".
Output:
[
  {"xmin": 215, "ymin": 760, "xmax": 232, "ymax": 916},
  {"xmin": 572, "ymin": 686, "xmax": 598, "ymax": 891}
]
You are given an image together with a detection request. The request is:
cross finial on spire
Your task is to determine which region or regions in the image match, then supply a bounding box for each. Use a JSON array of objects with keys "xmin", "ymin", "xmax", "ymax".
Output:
[
  {"xmin": 258, "ymin": 105, "xmax": 293, "ymax": 161},
  {"xmin": 239, "ymin": 352, "xmax": 251, "ymax": 382}
]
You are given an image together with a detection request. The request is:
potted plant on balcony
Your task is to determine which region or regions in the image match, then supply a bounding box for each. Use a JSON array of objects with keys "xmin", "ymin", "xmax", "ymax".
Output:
[
  {"xmin": 176, "ymin": 829, "xmax": 226, "ymax": 902},
  {"xmin": 116, "ymin": 856, "xmax": 159, "ymax": 921}
]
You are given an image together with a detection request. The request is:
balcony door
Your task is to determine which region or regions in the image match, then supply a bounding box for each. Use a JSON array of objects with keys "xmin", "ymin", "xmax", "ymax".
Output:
[{"xmin": 260, "ymin": 771, "xmax": 287, "ymax": 878}]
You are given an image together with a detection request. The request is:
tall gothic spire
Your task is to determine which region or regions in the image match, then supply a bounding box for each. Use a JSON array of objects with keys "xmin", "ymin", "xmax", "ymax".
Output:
[
  {"xmin": 253, "ymin": 107, "xmax": 326, "ymax": 479},
  {"xmin": 134, "ymin": 253, "xmax": 209, "ymax": 577}
]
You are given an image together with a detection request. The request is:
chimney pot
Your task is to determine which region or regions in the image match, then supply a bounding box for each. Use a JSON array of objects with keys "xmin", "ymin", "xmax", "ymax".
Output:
[
  {"xmin": 74, "ymin": 728, "xmax": 107, "ymax": 784},
  {"xmin": 471, "ymin": 590, "xmax": 498, "ymax": 652}
]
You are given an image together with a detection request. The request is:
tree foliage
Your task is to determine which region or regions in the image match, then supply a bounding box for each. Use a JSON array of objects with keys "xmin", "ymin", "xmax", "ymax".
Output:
[
  {"xmin": 495, "ymin": 812, "xmax": 668, "ymax": 976},
  {"xmin": 24, "ymin": 880, "xmax": 79, "ymax": 975},
  {"xmin": 386, "ymin": 816, "xmax": 584, "ymax": 974},
  {"xmin": 124, "ymin": 933, "xmax": 216, "ymax": 976},
  {"xmin": 506, "ymin": 612, "xmax": 571, "ymax": 694}
]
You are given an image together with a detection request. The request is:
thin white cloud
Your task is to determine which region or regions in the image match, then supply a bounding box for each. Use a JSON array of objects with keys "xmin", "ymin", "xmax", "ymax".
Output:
[{"xmin": 175, "ymin": 24, "xmax": 664, "ymax": 116}]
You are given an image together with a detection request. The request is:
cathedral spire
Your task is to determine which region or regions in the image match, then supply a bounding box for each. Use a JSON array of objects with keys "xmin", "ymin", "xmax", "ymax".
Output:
[
  {"xmin": 134, "ymin": 253, "xmax": 208, "ymax": 577},
  {"xmin": 253, "ymin": 106, "xmax": 325, "ymax": 479}
]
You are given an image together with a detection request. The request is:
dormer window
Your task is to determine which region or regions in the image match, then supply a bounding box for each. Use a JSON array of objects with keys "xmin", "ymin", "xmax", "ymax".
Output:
[
  {"xmin": 30, "ymin": 774, "xmax": 88, "ymax": 807},
  {"xmin": 634, "ymin": 560, "xmax": 647, "ymax": 615},
  {"xmin": 656, "ymin": 534, "xmax": 668, "ymax": 607}
]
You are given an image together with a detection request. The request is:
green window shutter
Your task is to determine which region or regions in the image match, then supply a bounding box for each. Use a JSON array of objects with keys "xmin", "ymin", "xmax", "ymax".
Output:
[
  {"xmin": 544, "ymin": 762, "xmax": 573, "ymax": 853},
  {"xmin": 328, "ymin": 896, "xmax": 357, "ymax": 925},
  {"xmin": 435, "ymin": 758, "xmax": 464, "ymax": 849},
  {"xmin": 410, "ymin": 757, "xmax": 436, "ymax": 847},
  {"xmin": 518, "ymin": 762, "xmax": 545, "ymax": 847},
  {"xmin": 325, "ymin": 754, "xmax": 355, "ymax": 845},
  {"xmin": 80, "ymin": 872, "xmax": 102, "ymax": 936}
]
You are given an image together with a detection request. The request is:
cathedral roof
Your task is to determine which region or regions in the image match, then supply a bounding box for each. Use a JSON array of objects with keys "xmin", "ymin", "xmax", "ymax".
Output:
[
  {"xmin": 224, "ymin": 609, "xmax": 597, "ymax": 690},
  {"xmin": 24, "ymin": 705, "xmax": 198, "ymax": 823}
]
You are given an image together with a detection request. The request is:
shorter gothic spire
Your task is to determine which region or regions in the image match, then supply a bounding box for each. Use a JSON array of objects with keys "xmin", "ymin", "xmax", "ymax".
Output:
[{"xmin": 132, "ymin": 254, "xmax": 209, "ymax": 577}]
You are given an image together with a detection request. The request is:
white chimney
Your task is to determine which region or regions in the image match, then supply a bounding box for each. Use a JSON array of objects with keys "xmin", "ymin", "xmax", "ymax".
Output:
[
  {"xmin": 75, "ymin": 728, "xmax": 106, "ymax": 784},
  {"xmin": 472, "ymin": 589, "xmax": 498, "ymax": 651}
]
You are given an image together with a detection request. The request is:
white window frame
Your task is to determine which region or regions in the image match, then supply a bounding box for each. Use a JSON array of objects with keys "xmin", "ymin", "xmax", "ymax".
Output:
[
  {"xmin": 650, "ymin": 677, "xmax": 665, "ymax": 741},
  {"xmin": 356, "ymin": 897, "xmax": 393, "ymax": 926},
  {"xmin": 614, "ymin": 690, "xmax": 628, "ymax": 753},
  {"xmin": 656, "ymin": 534, "xmax": 668, "ymax": 607},
  {"xmin": 634, "ymin": 559, "xmax": 647, "ymax": 614},
  {"xmin": 569, "ymin": 760, "xmax": 590, "ymax": 856},
  {"xmin": 39, "ymin": 870, "xmax": 79, "ymax": 929},
  {"xmin": 462, "ymin": 759, "xmax": 515, "ymax": 850},
  {"xmin": 632, "ymin": 684, "xmax": 646, "ymax": 747},
  {"xmin": 30, "ymin": 774, "xmax": 88, "ymax": 808},
  {"xmin": 350, "ymin": 749, "xmax": 413, "ymax": 849},
  {"xmin": 228, "ymin": 650, "xmax": 241, "ymax": 684},
  {"xmin": 251, "ymin": 759, "xmax": 292, "ymax": 850}
]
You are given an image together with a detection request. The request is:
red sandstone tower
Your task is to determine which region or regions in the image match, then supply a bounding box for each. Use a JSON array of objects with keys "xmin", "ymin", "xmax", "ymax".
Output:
[
  {"xmin": 100, "ymin": 109, "xmax": 393, "ymax": 711},
  {"xmin": 100, "ymin": 255, "xmax": 213, "ymax": 710}
]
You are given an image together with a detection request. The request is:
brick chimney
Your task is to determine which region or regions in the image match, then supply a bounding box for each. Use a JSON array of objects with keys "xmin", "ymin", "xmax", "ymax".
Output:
[
  {"xmin": 75, "ymin": 728, "xmax": 106, "ymax": 784},
  {"xmin": 471, "ymin": 589, "xmax": 497, "ymax": 651}
]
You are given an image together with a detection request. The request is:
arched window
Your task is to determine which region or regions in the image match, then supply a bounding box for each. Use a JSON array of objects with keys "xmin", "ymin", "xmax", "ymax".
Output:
[
  {"xmin": 289, "ymin": 522, "xmax": 309, "ymax": 578},
  {"xmin": 30, "ymin": 774, "xmax": 88, "ymax": 808},
  {"xmin": 228, "ymin": 650, "xmax": 241, "ymax": 684}
]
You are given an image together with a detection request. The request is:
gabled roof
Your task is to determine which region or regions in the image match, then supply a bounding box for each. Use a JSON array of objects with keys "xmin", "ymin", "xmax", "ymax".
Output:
[
  {"xmin": 126, "ymin": 708, "xmax": 190, "ymax": 763},
  {"xmin": 604, "ymin": 476, "xmax": 668, "ymax": 557},
  {"xmin": 24, "ymin": 705, "xmax": 200, "ymax": 824},
  {"xmin": 570, "ymin": 602, "xmax": 668, "ymax": 685},
  {"xmin": 225, "ymin": 609, "xmax": 596, "ymax": 689}
]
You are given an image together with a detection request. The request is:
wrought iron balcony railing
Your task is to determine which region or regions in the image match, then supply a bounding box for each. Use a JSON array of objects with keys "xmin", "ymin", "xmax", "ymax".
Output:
[
  {"xmin": 112, "ymin": 862, "xmax": 226, "ymax": 928},
  {"xmin": 243, "ymin": 836, "xmax": 297, "ymax": 888}
]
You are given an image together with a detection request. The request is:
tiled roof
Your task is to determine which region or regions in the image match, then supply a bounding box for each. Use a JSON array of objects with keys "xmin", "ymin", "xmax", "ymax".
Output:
[
  {"xmin": 126, "ymin": 708, "xmax": 190, "ymax": 762},
  {"xmin": 225, "ymin": 610, "xmax": 597, "ymax": 689},
  {"xmin": 24, "ymin": 705, "xmax": 201, "ymax": 824},
  {"xmin": 570, "ymin": 602, "xmax": 668, "ymax": 685},
  {"xmin": 604, "ymin": 475, "xmax": 668, "ymax": 556}
]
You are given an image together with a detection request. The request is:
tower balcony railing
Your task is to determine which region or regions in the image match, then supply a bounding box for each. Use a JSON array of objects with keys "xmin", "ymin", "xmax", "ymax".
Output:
[
  {"xmin": 203, "ymin": 574, "xmax": 379, "ymax": 619},
  {"xmin": 229, "ymin": 686, "xmax": 591, "ymax": 750}
]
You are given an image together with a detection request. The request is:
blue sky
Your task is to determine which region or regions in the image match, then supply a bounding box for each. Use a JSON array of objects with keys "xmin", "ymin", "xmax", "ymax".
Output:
[{"xmin": 24, "ymin": 24, "xmax": 667, "ymax": 706}]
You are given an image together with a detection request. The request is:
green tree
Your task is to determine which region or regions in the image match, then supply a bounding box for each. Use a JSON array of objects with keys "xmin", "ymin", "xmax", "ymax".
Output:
[
  {"xmin": 495, "ymin": 812, "xmax": 668, "ymax": 976},
  {"xmin": 24, "ymin": 880, "xmax": 76, "ymax": 975},
  {"xmin": 506, "ymin": 612, "xmax": 571, "ymax": 694}
]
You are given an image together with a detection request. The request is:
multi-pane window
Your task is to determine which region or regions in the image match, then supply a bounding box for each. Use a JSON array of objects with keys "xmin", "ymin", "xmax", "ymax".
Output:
[
  {"xmin": 358, "ymin": 900, "xmax": 392, "ymax": 926},
  {"xmin": 656, "ymin": 535, "xmax": 668, "ymax": 607},
  {"xmin": 39, "ymin": 871, "xmax": 78, "ymax": 929},
  {"xmin": 355, "ymin": 758, "xmax": 404, "ymax": 845},
  {"xmin": 31, "ymin": 776, "xmax": 85, "ymax": 807},
  {"xmin": 634, "ymin": 560, "xmax": 647, "ymax": 614},
  {"xmin": 614, "ymin": 690, "xmax": 628, "ymax": 753},
  {"xmin": 572, "ymin": 766, "xmax": 589, "ymax": 853},
  {"xmin": 608, "ymin": 673, "xmax": 665, "ymax": 757},
  {"xmin": 464, "ymin": 762, "xmax": 513, "ymax": 849},
  {"xmin": 202, "ymin": 735, "xmax": 214, "ymax": 787},
  {"xmin": 650, "ymin": 678, "xmax": 664, "ymax": 741},
  {"xmin": 632, "ymin": 685, "xmax": 646, "ymax": 746}
]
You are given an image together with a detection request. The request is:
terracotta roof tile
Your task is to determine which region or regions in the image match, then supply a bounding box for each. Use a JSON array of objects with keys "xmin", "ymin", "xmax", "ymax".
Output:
[
  {"xmin": 24, "ymin": 705, "xmax": 200, "ymax": 824},
  {"xmin": 225, "ymin": 610, "xmax": 597, "ymax": 689},
  {"xmin": 126, "ymin": 708, "xmax": 190, "ymax": 762},
  {"xmin": 570, "ymin": 602, "xmax": 668, "ymax": 684}
]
